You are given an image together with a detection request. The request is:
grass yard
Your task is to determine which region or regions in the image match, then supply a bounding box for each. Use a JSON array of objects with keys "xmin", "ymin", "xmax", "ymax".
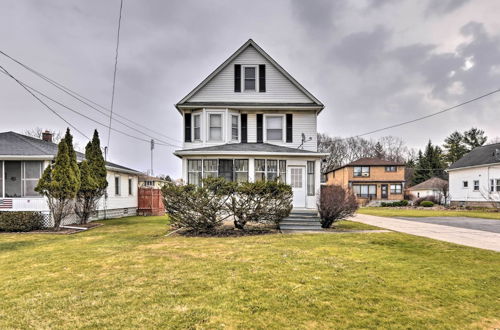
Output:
[
  {"xmin": 1, "ymin": 216, "xmax": 499, "ymax": 329},
  {"xmin": 359, "ymin": 207, "xmax": 500, "ymax": 220}
]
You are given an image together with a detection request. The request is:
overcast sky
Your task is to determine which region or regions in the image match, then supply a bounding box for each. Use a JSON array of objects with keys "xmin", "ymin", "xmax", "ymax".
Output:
[{"xmin": 1, "ymin": 0, "xmax": 499, "ymax": 178}]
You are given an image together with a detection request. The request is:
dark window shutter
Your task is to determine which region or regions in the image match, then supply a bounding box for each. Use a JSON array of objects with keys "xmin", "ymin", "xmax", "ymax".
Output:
[
  {"xmin": 234, "ymin": 64, "xmax": 241, "ymax": 92},
  {"xmin": 259, "ymin": 64, "xmax": 266, "ymax": 92},
  {"xmin": 286, "ymin": 114, "xmax": 293, "ymax": 143},
  {"xmin": 241, "ymin": 114, "xmax": 248, "ymax": 143},
  {"xmin": 257, "ymin": 114, "xmax": 263, "ymax": 143},
  {"xmin": 184, "ymin": 113, "xmax": 192, "ymax": 142}
]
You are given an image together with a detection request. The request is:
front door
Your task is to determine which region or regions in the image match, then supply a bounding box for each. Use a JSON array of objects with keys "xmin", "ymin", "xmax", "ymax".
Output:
[
  {"xmin": 381, "ymin": 184, "xmax": 388, "ymax": 199},
  {"xmin": 288, "ymin": 166, "xmax": 306, "ymax": 208}
]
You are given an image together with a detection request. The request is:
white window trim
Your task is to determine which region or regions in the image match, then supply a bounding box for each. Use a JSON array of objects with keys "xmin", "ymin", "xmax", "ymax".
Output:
[
  {"xmin": 242, "ymin": 65, "xmax": 258, "ymax": 92},
  {"xmin": 128, "ymin": 177, "xmax": 133, "ymax": 196},
  {"xmin": 206, "ymin": 111, "xmax": 225, "ymax": 142},
  {"xmin": 263, "ymin": 114, "xmax": 285, "ymax": 143},
  {"xmin": 473, "ymin": 180, "xmax": 480, "ymax": 191},
  {"xmin": 192, "ymin": 113, "xmax": 202, "ymax": 142},
  {"xmin": 230, "ymin": 114, "xmax": 240, "ymax": 142}
]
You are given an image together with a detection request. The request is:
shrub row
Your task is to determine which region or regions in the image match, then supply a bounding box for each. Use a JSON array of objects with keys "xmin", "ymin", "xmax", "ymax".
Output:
[
  {"xmin": 0, "ymin": 211, "xmax": 44, "ymax": 232},
  {"xmin": 380, "ymin": 200, "xmax": 409, "ymax": 207},
  {"xmin": 162, "ymin": 178, "xmax": 292, "ymax": 232}
]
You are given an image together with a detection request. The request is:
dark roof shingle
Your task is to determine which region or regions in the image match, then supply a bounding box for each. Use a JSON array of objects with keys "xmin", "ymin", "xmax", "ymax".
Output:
[
  {"xmin": 408, "ymin": 177, "xmax": 448, "ymax": 190},
  {"xmin": 0, "ymin": 131, "xmax": 141, "ymax": 174},
  {"xmin": 448, "ymin": 143, "xmax": 500, "ymax": 170}
]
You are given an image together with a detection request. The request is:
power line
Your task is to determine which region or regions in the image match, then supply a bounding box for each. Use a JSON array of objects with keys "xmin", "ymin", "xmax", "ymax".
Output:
[
  {"xmin": 0, "ymin": 68, "xmax": 181, "ymax": 148},
  {"xmin": 0, "ymin": 49, "xmax": 181, "ymax": 144},
  {"xmin": 354, "ymin": 88, "xmax": 500, "ymax": 138},
  {"xmin": 0, "ymin": 65, "xmax": 89, "ymax": 140},
  {"xmin": 107, "ymin": 0, "xmax": 124, "ymax": 151}
]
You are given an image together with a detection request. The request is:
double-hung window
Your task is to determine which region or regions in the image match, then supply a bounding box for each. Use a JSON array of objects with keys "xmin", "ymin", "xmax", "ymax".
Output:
[
  {"xmin": 266, "ymin": 116, "xmax": 283, "ymax": 141},
  {"xmin": 473, "ymin": 180, "xmax": 480, "ymax": 191},
  {"xmin": 244, "ymin": 67, "xmax": 256, "ymax": 91},
  {"xmin": 23, "ymin": 161, "xmax": 42, "ymax": 197},
  {"xmin": 188, "ymin": 160, "xmax": 202, "ymax": 186},
  {"xmin": 209, "ymin": 114, "xmax": 222, "ymax": 141},
  {"xmin": 203, "ymin": 159, "xmax": 218, "ymax": 178},
  {"xmin": 385, "ymin": 166, "xmax": 396, "ymax": 172},
  {"xmin": 307, "ymin": 161, "xmax": 315, "ymax": 196},
  {"xmin": 255, "ymin": 159, "xmax": 266, "ymax": 182},
  {"xmin": 231, "ymin": 115, "xmax": 239, "ymax": 141},
  {"xmin": 234, "ymin": 159, "xmax": 249, "ymax": 183},
  {"xmin": 390, "ymin": 184, "xmax": 402, "ymax": 194},
  {"xmin": 353, "ymin": 166, "xmax": 370, "ymax": 177},
  {"xmin": 115, "ymin": 176, "xmax": 121, "ymax": 196},
  {"xmin": 193, "ymin": 114, "xmax": 201, "ymax": 141}
]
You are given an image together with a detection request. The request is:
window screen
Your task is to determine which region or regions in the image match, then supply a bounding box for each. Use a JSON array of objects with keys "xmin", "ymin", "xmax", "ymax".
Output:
[
  {"xmin": 209, "ymin": 114, "xmax": 222, "ymax": 141},
  {"xmin": 188, "ymin": 160, "xmax": 202, "ymax": 186},
  {"xmin": 203, "ymin": 160, "xmax": 218, "ymax": 178}
]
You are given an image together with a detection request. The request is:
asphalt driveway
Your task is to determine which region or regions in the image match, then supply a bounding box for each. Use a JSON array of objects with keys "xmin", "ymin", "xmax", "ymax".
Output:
[{"xmin": 395, "ymin": 217, "xmax": 500, "ymax": 234}]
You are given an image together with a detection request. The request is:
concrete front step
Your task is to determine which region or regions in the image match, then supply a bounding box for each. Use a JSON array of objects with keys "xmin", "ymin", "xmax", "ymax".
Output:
[
  {"xmin": 282, "ymin": 217, "xmax": 320, "ymax": 222},
  {"xmin": 280, "ymin": 220, "xmax": 321, "ymax": 226},
  {"xmin": 286, "ymin": 215, "xmax": 318, "ymax": 219},
  {"xmin": 280, "ymin": 225, "xmax": 323, "ymax": 231}
]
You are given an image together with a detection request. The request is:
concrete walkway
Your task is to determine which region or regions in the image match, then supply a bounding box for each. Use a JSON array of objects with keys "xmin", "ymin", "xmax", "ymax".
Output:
[{"xmin": 348, "ymin": 214, "xmax": 500, "ymax": 252}]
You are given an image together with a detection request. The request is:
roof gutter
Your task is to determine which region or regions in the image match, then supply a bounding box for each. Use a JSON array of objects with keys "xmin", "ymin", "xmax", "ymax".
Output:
[
  {"xmin": 446, "ymin": 162, "xmax": 500, "ymax": 172},
  {"xmin": 174, "ymin": 151, "xmax": 329, "ymax": 158}
]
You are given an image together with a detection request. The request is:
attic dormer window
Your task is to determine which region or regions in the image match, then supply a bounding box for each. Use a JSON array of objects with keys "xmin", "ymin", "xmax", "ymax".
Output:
[{"xmin": 244, "ymin": 66, "xmax": 256, "ymax": 91}]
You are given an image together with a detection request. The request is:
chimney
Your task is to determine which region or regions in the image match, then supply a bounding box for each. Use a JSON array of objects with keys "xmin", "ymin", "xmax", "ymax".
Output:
[{"xmin": 42, "ymin": 130, "xmax": 53, "ymax": 143}]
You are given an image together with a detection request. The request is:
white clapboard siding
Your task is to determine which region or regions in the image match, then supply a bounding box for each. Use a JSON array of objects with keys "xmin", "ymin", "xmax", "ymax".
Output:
[
  {"xmin": 188, "ymin": 45, "xmax": 313, "ymax": 103},
  {"xmin": 449, "ymin": 166, "xmax": 500, "ymax": 202}
]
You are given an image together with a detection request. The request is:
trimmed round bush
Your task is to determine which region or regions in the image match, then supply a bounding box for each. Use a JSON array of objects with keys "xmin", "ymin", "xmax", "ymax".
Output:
[
  {"xmin": 420, "ymin": 201, "xmax": 434, "ymax": 207},
  {"xmin": 0, "ymin": 212, "xmax": 44, "ymax": 232}
]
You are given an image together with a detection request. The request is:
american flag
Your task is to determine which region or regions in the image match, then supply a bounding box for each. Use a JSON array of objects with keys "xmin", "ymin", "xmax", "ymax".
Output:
[{"xmin": 0, "ymin": 199, "xmax": 13, "ymax": 209}]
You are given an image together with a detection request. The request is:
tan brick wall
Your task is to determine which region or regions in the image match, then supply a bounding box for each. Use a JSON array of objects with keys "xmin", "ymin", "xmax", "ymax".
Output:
[{"xmin": 325, "ymin": 165, "xmax": 405, "ymax": 202}]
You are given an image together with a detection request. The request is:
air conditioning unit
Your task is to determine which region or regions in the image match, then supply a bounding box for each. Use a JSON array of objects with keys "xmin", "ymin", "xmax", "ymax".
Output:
[{"xmin": 362, "ymin": 173, "xmax": 370, "ymax": 177}]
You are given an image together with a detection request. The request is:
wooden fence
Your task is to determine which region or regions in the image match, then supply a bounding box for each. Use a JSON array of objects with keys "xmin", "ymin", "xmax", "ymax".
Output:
[{"xmin": 138, "ymin": 188, "xmax": 165, "ymax": 216}]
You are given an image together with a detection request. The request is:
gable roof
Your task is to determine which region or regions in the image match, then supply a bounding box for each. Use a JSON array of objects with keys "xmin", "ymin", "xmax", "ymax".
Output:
[
  {"xmin": 0, "ymin": 131, "xmax": 141, "ymax": 174},
  {"xmin": 174, "ymin": 142, "xmax": 327, "ymax": 157},
  {"xmin": 325, "ymin": 157, "xmax": 405, "ymax": 174},
  {"xmin": 448, "ymin": 143, "xmax": 500, "ymax": 171},
  {"xmin": 176, "ymin": 39, "xmax": 323, "ymax": 110},
  {"xmin": 408, "ymin": 177, "xmax": 448, "ymax": 190}
]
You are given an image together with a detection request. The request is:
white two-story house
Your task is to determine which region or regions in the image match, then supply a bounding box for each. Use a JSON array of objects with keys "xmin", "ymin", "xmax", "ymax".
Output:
[{"xmin": 174, "ymin": 39, "xmax": 327, "ymax": 209}]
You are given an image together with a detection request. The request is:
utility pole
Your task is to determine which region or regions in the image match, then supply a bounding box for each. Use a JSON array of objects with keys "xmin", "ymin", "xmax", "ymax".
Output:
[{"xmin": 150, "ymin": 139, "xmax": 155, "ymax": 176}]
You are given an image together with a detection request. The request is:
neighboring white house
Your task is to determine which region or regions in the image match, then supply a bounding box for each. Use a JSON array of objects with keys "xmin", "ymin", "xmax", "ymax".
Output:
[
  {"xmin": 0, "ymin": 131, "xmax": 141, "ymax": 226},
  {"xmin": 173, "ymin": 39, "xmax": 327, "ymax": 209},
  {"xmin": 408, "ymin": 177, "xmax": 448, "ymax": 204},
  {"xmin": 447, "ymin": 143, "xmax": 500, "ymax": 207}
]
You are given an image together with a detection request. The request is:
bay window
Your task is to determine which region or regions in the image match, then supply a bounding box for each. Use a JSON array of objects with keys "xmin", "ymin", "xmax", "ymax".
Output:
[
  {"xmin": 209, "ymin": 114, "xmax": 222, "ymax": 141},
  {"xmin": 266, "ymin": 116, "xmax": 283, "ymax": 141},
  {"xmin": 231, "ymin": 115, "xmax": 239, "ymax": 141},
  {"xmin": 307, "ymin": 161, "xmax": 315, "ymax": 196},
  {"xmin": 193, "ymin": 114, "xmax": 201, "ymax": 141}
]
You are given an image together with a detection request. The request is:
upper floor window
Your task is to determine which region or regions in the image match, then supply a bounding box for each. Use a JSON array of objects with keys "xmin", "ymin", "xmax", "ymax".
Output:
[
  {"xmin": 385, "ymin": 166, "xmax": 396, "ymax": 172},
  {"xmin": 231, "ymin": 115, "xmax": 239, "ymax": 141},
  {"xmin": 244, "ymin": 66, "xmax": 256, "ymax": 91},
  {"xmin": 266, "ymin": 116, "xmax": 283, "ymax": 141},
  {"xmin": 193, "ymin": 114, "xmax": 201, "ymax": 141},
  {"xmin": 353, "ymin": 166, "xmax": 370, "ymax": 177},
  {"xmin": 209, "ymin": 114, "xmax": 222, "ymax": 141}
]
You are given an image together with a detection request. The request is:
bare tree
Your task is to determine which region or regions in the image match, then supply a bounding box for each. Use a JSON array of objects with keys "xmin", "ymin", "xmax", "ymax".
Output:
[
  {"xmin": 436, "ymin": 181, "xmax": 449, "ymax": 205},
  {"xmin": 24, "ymin": 127, "xmax": 63, "ymax": 143}
]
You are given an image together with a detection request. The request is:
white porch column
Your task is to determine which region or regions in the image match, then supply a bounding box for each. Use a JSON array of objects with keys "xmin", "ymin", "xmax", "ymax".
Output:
[
  {"xmin": 248, "ymin": 157, "xmax": 255, "ymax": 182},
  {"xmin": 1, "ymin": 161, "xmax": 4, "ymax": 198}
]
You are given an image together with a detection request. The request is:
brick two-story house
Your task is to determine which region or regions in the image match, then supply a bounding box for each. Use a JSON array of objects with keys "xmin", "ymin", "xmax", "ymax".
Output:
[
  {"xmin": 173, "ymin": 39, "xmax": 327, "ymax": 209},
  {"xmin": 325, "ymin": 158, "xmax": 406, "ymax": 205}
]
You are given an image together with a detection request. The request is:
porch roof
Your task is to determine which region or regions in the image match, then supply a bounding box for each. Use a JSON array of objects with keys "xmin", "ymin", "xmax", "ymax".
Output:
[{"xmin": 174, "ymin": 143, "xmax": 328, "ymax": 158}]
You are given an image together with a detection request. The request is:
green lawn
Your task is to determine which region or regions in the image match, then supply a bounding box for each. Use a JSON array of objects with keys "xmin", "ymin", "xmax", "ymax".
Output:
[
  {"xmin": 1, "ymin": 216, "xmax": 499, "ymax": 329},
  {"xmin": 359, "ymin": 207, "xmax": 500, "ymax": 220}
]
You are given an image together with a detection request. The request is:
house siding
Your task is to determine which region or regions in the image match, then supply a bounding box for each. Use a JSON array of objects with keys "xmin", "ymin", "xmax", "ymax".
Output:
[
  {"xmin": 189, "ymin": 45, "xmax": 313, "ymax": 103},
  {"xmin": 448, "ymin": 165, "xmax": 500, "ymax": 205}
]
